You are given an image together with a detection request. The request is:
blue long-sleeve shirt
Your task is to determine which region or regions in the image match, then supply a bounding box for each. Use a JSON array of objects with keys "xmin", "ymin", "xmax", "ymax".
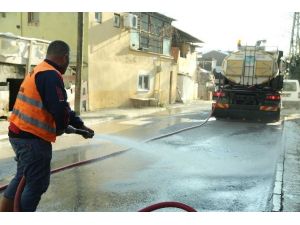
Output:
[{"xmin": 9, "ymin": 59, "xmax": 83, "ymax": 139}]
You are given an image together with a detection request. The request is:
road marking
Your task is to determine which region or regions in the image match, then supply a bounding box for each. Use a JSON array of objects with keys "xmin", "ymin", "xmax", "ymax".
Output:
[
  {"xmin": 120, "ymin": 118, "xmax": 152, "ymax": 125},
  {"xmin": 0, "ymin": 134, "xmax": 7, "ymax": 141},
  {"xmin": 180, "ymin": 117, "xmax": 216, "ymax": 123}
]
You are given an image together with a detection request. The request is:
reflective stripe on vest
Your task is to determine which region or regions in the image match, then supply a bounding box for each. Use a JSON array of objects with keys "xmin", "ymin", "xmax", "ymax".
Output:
[
  {"xmin": 17, "ymin": 93, "xmax": 44, "ymax": 109},
  {"xmin": 12, "ymin": 108, "xmax": 56, "ymax": 134}
]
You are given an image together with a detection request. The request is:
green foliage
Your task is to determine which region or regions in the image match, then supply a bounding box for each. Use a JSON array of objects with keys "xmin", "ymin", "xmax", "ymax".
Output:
[{"xmin": 289, "ymin": 55, "xmax": 300, "ymax": 82}]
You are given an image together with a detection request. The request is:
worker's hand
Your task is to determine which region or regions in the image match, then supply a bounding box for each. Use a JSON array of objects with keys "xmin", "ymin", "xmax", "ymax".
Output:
[
  {"xmin": 80, "ymin": 125, "xmax": 95, "ymax": 139},
  {"xmin": 56, "ymin": 129, "xmax": 65, "ymax": 136},
  {"xmin": 64, "ymin": 125, "xmax": 76, "ymax": 134}
]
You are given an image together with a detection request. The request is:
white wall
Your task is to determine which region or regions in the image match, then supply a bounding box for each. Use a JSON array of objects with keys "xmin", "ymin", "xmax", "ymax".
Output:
[{"xmin": 177, "ymin": 74, "xmax": 197, "ymax": 103}]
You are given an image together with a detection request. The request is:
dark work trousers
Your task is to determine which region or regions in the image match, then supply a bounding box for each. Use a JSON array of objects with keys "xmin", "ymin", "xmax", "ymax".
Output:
[{"xmin": 4, "ymin": 137, "xmax": 52, "ymax": 212}]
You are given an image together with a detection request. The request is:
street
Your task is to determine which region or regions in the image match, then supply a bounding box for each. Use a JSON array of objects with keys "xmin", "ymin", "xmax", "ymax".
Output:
[
  {"xmin": 1, "ymin": 10, "xmax": 300, "ymax": 225},
  {"xmin": 0, "ymin": 102, "xmax": 281, "ymax": 212}
]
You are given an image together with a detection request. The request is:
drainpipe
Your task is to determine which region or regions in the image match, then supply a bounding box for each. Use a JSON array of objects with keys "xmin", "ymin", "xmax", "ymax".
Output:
[
  {"xmin": 154, "ymin": 56, "xmax": 161, "ymax": 103},
  {"xmin": 75, "ymin": 12, "xmax": 84, "ymax": 115},
  {"xmin": 21, "ymin": 13, "xmax": 24, "ymax": 36},
  {"xmin": 25, "ymin": 40, "xmax": 33, "ymax": 74}
]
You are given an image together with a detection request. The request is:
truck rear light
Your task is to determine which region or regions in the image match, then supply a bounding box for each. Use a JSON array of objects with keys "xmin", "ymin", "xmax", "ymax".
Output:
[
  {"xmin": 266, "ymin": 95, "xmax": 280, "ymax": 100},
  {"xmin": 213, "ymin": 91, "xmax": 225, "ymax": 97},
  {"xmin": 213, "ymin": 103, "xmax": 229, "ymax": 109},
  {"xmin": 260, "ymin": 106, "xmax": 279, "ymax": 111}
]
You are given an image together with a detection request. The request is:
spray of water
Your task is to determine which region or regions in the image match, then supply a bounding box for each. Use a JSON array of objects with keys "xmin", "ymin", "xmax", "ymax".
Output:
[
  {"xmin": 91, "ymin": 133, "xmax": 192, "ymax": 165},
  {"xmin": 92, "ymin": 133, "xmax": 154, "ymax": 153},
  {"xmin": 90, "ymin": 133, "xmax": 205, "ymax": 173}
]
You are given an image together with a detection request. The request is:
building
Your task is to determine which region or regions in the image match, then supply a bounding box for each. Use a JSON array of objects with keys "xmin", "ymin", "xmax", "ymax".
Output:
[
  {"xmin": 171, "ymin": 27, "xmax": 203, "ymax": 103},
  {"xmin": 199, "ymin": 50, "xmax": 228, "ymax": 72},
  {"xmin": 0, "ymin": 13, "xmax": 86, "ymax": 110},
  {"xmin": 88, "ymin": 12, "xmax": 177, "ymax": 109},
  {"xmin": 198, "ymin": 50, "xmax": 229, "ymax": 90},
  {"xmin": 0, "ymin": 12, "xmax": 204, "ymax": 111}
]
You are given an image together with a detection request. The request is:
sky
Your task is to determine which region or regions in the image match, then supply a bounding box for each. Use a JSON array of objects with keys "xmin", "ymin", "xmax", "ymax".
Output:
[{"xmin": 167, "ymin": 12, "xmax": 294, "ymax": 55}]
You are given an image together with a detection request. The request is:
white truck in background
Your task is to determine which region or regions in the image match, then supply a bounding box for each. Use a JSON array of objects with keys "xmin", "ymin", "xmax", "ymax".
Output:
[
  {"xmin": 0, "ymin": 33, "xmax": 79, "ymax": 117},
  {"xmin": 282, "ymin": 79, "xmax": 300, "ymax": 108},
  {"xmin": 0, "ymin": 33, "xmax": 50, "ymax": 118}
]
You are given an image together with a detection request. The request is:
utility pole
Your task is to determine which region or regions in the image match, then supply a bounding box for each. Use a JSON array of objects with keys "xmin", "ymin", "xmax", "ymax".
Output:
[
  {"xmin": 289, "ymin": 12, "xmax": 300, "ymax": 58},
  {"xmin": 288, "ymin": 12, "xmax": 300, "ymax": 80},
  {"xmin": 75, "ymin": 12, "xmax": 84, "ymax": 115}
]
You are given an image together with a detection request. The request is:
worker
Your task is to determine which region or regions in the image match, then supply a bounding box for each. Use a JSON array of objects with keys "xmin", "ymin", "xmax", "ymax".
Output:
[
  {"xmin": 0, "ymin": 40, "xmax": 94, "ymax": 212},
  {"xmin": 237, "ymin": 39, "xmax": 242, "ymax": 50}
]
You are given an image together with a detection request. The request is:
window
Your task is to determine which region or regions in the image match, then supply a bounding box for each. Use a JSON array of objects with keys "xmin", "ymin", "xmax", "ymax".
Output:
[
  {"xmin": 141, "ymin": 13, "xmax": 149, "ymax": 32},
  {"xmin": 163, "ymin": 38, "xmax": 171, "ymax": 55},
  {"xmin": 95, "ymin": 12, "xmax": 102, "ymax": 23},
  {"xmin": 130, "ymin": 31, "xmax": 139, "ymax": 49},
  {"xmin": 113, "ymin": 13, "xmax": 120, "ymax": 28},
  {"xmin": 28, "ymin": 12, "xmax": 39, "ymax": 25},
  {"xmin": 138, "ymin": 75, "xmax": 150, "ymax": 91},
  {"xmin": 134, "ymin": 13, "xmax": 172, "ymax": 55},
  {"xmin": 283, "ymin": 82, "xmax": 297, "ymax": 92},
  {"xmin": 180, "ymin": 43, "xmax": 190, "ymax": 58}
]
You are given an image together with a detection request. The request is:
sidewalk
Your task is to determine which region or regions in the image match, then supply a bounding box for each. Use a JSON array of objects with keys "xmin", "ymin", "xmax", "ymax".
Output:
[
  {"xmin": 0, "ymin": 107, "xmax": 167, "ymax": 141},
  {"xmin": 79, "ymin": 105, "xmax": 168, "ymax": 126},
  {"xmin": 279, "ymin": 112, "xmax": 300, "ymax": 211},
  {"xmin": 0, "ymin": 119, "xmax": 8, "ymax": 140}
]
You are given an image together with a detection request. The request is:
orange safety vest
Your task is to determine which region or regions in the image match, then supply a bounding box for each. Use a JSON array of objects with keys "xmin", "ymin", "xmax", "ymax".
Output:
[{"xmin": 9, "ymin": 61, "xmax": 61, "ymax": 142}]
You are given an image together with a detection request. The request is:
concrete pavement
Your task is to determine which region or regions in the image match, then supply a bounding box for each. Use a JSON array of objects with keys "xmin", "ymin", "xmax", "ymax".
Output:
[{"xmin": 277, "ymin": 111, "xmax": 300, "ymax": 211}]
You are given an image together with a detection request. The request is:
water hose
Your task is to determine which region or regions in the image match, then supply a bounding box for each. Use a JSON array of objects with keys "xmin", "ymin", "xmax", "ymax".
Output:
[
  {"xmin": 2, "ymin": 103, "xmax": 219, "ymax": 211},
  {"xmin": 13, "ymin": 176, "xmax": 25, "ymax": 212},
  {"xmin": 11, "ymin": 150, "xmax": 129, "ymax": 211},
  {"xmin": 138, "ymin": 201, "xmax": 197, "ymax": 212}
]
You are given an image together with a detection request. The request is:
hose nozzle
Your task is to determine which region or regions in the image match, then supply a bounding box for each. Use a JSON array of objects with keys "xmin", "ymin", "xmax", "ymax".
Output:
[{"xmin": 65, "ymin": 125, "xmax": 94, "ymax": 138}]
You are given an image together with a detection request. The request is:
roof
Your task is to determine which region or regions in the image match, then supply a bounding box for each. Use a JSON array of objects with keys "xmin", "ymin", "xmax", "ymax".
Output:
[
  {"xmin": 202, "ymin": 50, "xmax": 228, "ymax": 57},
  {"xmin": 0, "ymin": 32, "xmax": 50, "ymax": 43},
  {"xmin": 200, "ymin": 50, "xmax": 229, "ymax": 66},
  {"xmin": 172, "ymin": 27, "xmax": 204, "ymax": 44},
  {"xmin": 136, "ymin": 12, "xmax": 175, "ymax": 23},
  {"xmin": 154, "ymin": 12, "xmax": 176, "ymax": 22}
]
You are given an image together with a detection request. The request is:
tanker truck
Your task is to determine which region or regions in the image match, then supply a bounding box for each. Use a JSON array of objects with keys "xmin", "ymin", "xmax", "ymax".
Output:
[{"xmin": 212, "ymin": 44, "xmax": 283, "ymax": 122}]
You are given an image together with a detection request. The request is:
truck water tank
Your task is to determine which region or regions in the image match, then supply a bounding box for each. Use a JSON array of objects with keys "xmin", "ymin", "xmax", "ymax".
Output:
[{"xmin": 222, "ymin": 46, "xmax": 279, "ymax": 85}]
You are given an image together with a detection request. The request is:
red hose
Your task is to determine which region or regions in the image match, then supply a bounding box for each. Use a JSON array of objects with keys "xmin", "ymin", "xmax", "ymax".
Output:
[
  {"xmin": 13, "ymin": 176, "xmax": 25, "ymax": 212},
  {"xmin": 3, "ymin": 146, "xmax": 200, "ymax": 212},
  {"xmin": 138, "ymin": 201, "xmax": 197, "ymax": 212},
  {"xmin": 11, "ymin": 150, "xmax": 129, "ymax": 211},
  {"xmin": 0, "ymin": 184, "xmax": 7, "ymax": 192},
  {"xmin": 13, "ymin": 180, "xmax": 197, "ymax": 212},
  {"xmin": 2, "ymin": 106, "xmax": 214, "ymax": 211}
]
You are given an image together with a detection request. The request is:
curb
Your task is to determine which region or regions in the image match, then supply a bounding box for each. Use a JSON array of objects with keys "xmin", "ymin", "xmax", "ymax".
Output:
[
  {"xmin": 271, "ymin": 118, "xmax": 286, "ymax": 212},
  {"xmin": 272, "ymin": 157, "xmax": 284, "ymax": 211}
]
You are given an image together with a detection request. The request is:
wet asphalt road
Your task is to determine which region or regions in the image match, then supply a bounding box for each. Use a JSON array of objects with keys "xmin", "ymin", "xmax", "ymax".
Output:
[{"xmin": 0, "ymin": 103, "xmax": 284, "ymax": 211}]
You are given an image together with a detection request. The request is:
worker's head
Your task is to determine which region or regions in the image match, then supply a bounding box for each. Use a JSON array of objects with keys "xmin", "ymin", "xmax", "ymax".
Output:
[{"xmin": 46, "ymin": 40, "xmax": 70, "ymax": 74}]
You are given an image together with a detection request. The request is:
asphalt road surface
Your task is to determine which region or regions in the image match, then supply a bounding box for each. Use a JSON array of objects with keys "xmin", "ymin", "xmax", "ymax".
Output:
[
  {"xmin": 0, "ymin": 103, "xmax": 285, "ymax": 212},
  {"xmin": 33, "ymin": 104, "xmax": 284, "ymax": 212}
]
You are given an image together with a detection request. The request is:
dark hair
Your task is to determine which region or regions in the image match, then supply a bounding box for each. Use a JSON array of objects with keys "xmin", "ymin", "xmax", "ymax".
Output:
[{"xmin": 46, "ymin": 40, "xmax": 70, "ymax": 57}]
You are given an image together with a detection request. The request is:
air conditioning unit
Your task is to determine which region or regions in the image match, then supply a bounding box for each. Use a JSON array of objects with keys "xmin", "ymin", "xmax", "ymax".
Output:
[{"xmin": 123, "ymin": 13, "xmax": 138, "ymax": 29}]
